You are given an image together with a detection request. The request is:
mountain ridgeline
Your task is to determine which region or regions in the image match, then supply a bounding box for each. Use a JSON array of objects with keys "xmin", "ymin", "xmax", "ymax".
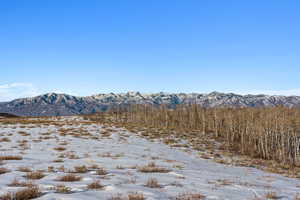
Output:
[{"xmin": 0, "ymin": 92, "xmax": 299, "ymax": 116}]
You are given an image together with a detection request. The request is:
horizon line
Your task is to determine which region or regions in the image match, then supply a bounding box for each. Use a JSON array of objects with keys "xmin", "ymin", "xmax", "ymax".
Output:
[{"xmin": 1, "ymin": 90, "xmax": 300, "ymax": 103}]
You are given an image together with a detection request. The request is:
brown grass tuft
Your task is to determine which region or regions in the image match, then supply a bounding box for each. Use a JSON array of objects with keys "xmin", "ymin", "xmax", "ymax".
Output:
[
  {"xmin": 138, "ymin": 162, "xmax": 171, "ymax": 173},
  {"xmin": 53, "ymin": 184, "xmax": 72, "ymax": 193},
  {"xmin": 24, "ymin": 171, "xmax": 46, "ymax": 180},
  {"xmin": 56, "ymin": 174, "xmax": 82, "ymax": 182},
  {"xmin": 0, "ymin": 155, "xmax": 22, "ymax": 161},
  {"xmin": 53, "ymin": 146, "xmax": 66, "ymax": 151},
  {"xmin": 73, "ymin": 165, "xmax": 88, "ymax": 173},
  {"xmin": 108, "ymin": 192, "xmax": 145, "ymax": 200},
  {"xmin": 174, "ymin": 192, "xmax": 206, "ymax": 200},
  {"xmin": 0, "ymin": 167, "xmax": 10, "ymax": 174},
  {"xmin": 87, "ymin": 180, "xmax": 104, "ymax": 190},
  {"xmin": 265, "ymin": 191, "xmax": 279, "ymax": 199},
  {"xmin": 144, "ymin": 178, "xmax": 161, "ymax": 188},
  {"xmin": 96, "ymin": 168, "xmax": 108, "ymax": 175},
  {"xmin": 108, "ymin": 194, "xmax": 123, "ymax": 200},
  {"xmin": 18, "ymin": 167, "xmax": 32, "ymax": 173},
  {"xmin": 53, "ymin": 159, "xmax": 64, "ymax": 163},
  {"xmin": 128, "ymin": 192, "xmax": 146, "ymax": 200},
  {"xmin": 0, "ymin": 137, "xmax": 11, "ymax": 142},
  {"xmin": 7, "ymin": 179, "xmax": 35, "ymax": 187},
  {"xmin": 0, "ymin": 186, "xmax": 42, "ymax": 200}
]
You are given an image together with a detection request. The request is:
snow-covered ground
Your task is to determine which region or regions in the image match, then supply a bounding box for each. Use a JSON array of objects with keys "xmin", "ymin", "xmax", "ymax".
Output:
[{"xmin": 0, "ymin": 116, "xmax": 299, "ymax": 200}]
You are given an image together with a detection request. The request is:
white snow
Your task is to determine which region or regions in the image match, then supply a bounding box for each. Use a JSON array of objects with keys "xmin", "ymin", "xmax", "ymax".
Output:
[{"xmin": 0, "ymin": 116, "xmax": 299, "ymax": 200}]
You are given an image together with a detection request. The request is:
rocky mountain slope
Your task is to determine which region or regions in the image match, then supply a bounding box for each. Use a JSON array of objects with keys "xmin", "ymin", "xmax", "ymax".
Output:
[{"xmin": 0, "ymin": 92, "xmax": 300, "ymax": 116}]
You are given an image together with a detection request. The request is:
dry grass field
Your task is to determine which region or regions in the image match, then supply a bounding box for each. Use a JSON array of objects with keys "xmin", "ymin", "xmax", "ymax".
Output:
[
  {"xmin": 86, "ymin": 105, "xmax": 300, "ymax": 178},
  {"xmin": 0, "ymin": 115, "xmax": 299, "ymax": 200}
]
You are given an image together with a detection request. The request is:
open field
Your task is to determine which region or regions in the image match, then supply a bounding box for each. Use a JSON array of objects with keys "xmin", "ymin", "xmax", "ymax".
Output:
[
  {"xmin": 0, "ymin": 116, "xmax": 299, "ymax": 200},
  {"xmin": 86, "ymin": 105, "xmax": 300, "ymax": 177}
]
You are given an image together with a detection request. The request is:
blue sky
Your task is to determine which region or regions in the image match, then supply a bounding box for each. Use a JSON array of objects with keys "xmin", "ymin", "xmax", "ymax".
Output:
[{"xmin": 1, "ymin": 0, "xmax": 300, "ymax": 101}]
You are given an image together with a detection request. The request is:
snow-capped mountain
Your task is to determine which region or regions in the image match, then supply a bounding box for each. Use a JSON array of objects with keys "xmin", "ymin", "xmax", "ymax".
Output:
[{"xmin": 0, "ymin": 92, "xmax": 299, "ymax": 116}]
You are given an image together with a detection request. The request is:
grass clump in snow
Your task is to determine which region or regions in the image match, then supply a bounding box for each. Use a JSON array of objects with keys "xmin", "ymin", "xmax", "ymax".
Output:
[
  {"xmin": 0, "ymin": 137, "xmax": 11, "ymax": 142},
  {"xmin": 109, "ymin": 192, "xmax": 146, "ymax": 200},
  {"xmin": 0, "ymin": 167, "xmax": 10, "ymax": 174},
  {"xmin": 56, "ymin": 174, "xmax": 82, "ymax": 182},
  {"xmin": 144, "ymin": 178, "xmax": 161, "ymax": 188},
  {"xmin": 264, "ymin": 191, "xmax": 279, "ymax": 199},
  {"xmin": 138, "ymin": 162, "xmax": 171, "ymax": 173},
  {"xmin": 96, "ymin": 168, "xmax": 108, "ymax": 175},
  {"xmin": 53, "ymin": 146, "xmax": 66, "ymax": 151},
  {"xmin": 0, "ymin": 155, "xmax": 22, "ymax": 161},
  {"xmin": 18, "ymin": 167, "xmax": 32, "ymax": 173},
  {"xmin": 53, "ymin": 184, "xmax": 72, "ymax": 194},
  {"xmin": 87, "ymin": 180, "xmax": 104, "ymax": 190},
  {"xmin": 53, "ymin": 159, "xmax": 64, "ymax": 163},
  {"xmin": 7, "ymin": 179, "xmax": 35, "ymax": 187},
  {"xmin": 25, "ymin": 171, "xmax": 46, "ymax": 180},
  {"xmin": 73, "ymin": 165, "xmax": 88, "ymax": 173},
  {"xmin": 0, "ymin": 186, "xmax": 42, "ymax": 200},
  {"xmin": 127, "ymin": 192, "xmax": 146, "ymax": 200},
  {"xmin": 174, "ymin": 192, "xmax": 206, "ymax": 200}
]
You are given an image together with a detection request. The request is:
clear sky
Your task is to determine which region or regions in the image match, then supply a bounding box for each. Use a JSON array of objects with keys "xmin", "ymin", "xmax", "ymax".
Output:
[{"xmin": 1, "ymin": 0, "xmax": 300, "ymax": 101}]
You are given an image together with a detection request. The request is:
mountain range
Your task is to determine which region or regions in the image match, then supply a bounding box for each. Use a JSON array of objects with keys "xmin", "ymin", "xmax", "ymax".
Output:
[{"xmin": 0, "ymin": 92, "xmax": 299, "ymax": 116}]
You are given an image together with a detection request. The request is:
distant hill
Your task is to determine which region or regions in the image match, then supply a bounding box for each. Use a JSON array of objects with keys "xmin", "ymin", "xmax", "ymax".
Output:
[
  {"xmin": 0, "ymin": 92, "xmax": 299, "ymax": 116},
  {"xmin": 0, "ymin": 113, "xmax": 19, "ymax": 118}
]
